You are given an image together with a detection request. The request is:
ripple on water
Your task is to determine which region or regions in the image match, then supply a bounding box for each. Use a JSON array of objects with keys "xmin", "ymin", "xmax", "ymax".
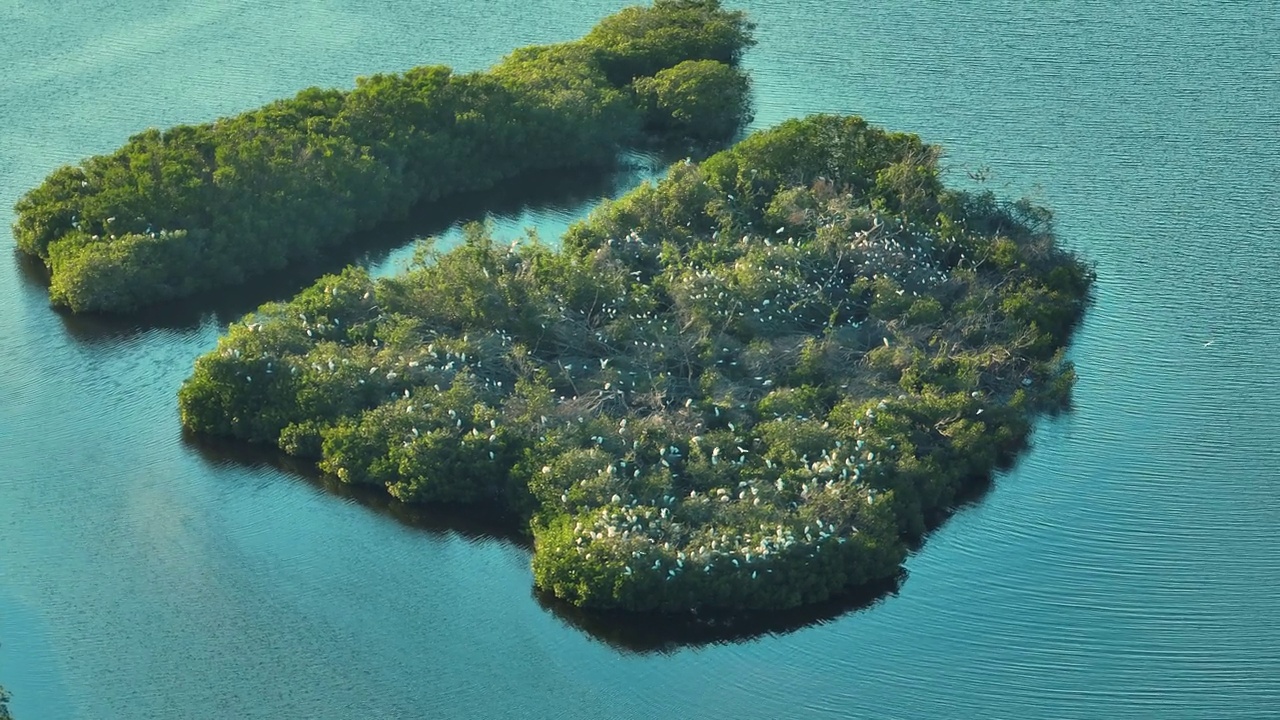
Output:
[{"xmin": 3, "ymin": 0, "xmax": 1280, "ymax": 718}]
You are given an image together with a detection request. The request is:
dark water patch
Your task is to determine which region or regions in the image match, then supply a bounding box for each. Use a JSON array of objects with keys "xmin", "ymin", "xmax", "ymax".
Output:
[
  {"xmin": 181, "ymin": 429, "xmax": 532, "ymax": 549},
  {"xmin": 536, "ymin": 573, "xmax": 904, "ymax": 654},
  {"xmin": 13, "ymin": 248, "xmax": 51, "ymax": 288}
]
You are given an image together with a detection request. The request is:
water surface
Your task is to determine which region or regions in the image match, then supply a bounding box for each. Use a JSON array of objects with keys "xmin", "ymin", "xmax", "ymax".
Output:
[{"xmin": 2, "ymin": 1, "xmax": 1279, "ymax": 718}]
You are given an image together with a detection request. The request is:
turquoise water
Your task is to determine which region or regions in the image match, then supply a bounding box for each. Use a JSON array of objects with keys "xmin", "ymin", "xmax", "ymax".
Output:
[{"xmin": 3, "ymin": 1, "xmax": 1279, "ymax": 717}]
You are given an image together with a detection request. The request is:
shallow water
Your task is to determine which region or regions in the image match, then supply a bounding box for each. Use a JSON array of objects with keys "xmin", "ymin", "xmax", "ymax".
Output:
[{"xmin": 2, "ymin": 1, "xmax": 1279, "ymax": 718}]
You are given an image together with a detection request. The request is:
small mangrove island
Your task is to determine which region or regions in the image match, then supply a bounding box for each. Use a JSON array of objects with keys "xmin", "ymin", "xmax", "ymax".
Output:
[
  {"xmin": 12, "ymin": 0, "xmax": 753, "ymax": 313},
  {"xmin": 179, "ymin": 113, "xmax": 1094, "ymax": 614}
]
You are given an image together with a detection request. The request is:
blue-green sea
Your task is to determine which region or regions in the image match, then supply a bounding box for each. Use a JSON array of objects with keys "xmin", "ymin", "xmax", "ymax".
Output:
[{"xmin": 2, "ymin": 1, "xmax": 1278, "ymax": 717}]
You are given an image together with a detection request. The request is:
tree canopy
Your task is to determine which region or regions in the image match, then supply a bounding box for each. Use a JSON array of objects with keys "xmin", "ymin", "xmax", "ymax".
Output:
[
  {"xmin": 179, "ymin": 114, "xmax": 1093, "ymax": 614},
  {"xmin": 13, "ymin": 0, "xmax": 754, "ymax": 313}
]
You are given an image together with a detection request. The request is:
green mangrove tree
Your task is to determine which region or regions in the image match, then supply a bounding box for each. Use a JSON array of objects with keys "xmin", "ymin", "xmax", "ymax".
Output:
[{"xmin": 13, "ymin": 0, "xmax": 754, "ymax": 313}]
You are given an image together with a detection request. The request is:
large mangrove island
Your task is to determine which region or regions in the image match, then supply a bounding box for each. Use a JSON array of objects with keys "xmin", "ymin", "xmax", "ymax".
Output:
[
  {"xmin": 179, "ymin": 113, "xmax": 1094, "ymax": 614},
  {"xmin": 12, "ymin": 0, "xmax": 753, "ymax": 313}
]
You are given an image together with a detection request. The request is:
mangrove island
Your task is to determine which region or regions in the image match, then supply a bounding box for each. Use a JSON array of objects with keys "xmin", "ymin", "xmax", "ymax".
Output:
[
  {"xmin": 12, "ymin": 0, "xmax": 754, "ymax": 313},
  {"xmin": 179, "ymin": 113, "xmax": 1094, "ymax": 614}
]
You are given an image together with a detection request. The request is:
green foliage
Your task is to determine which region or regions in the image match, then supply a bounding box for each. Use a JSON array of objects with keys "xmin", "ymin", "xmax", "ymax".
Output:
[
  {"xmin": 13, "ymin": 0, "xmax": 755, "ymax": 314},
  {"xmin": 697, "ymin": 114, "xmax": 937, "ymax": 234},
  {"xmin": 634, "ymin": 59, "xmax": 753, "ymax": 140},
  {"xmin": 904, "ymin": 296, "xmax": 944, "ymax": 326},
  {"xmin": 179, "ymin": 114, "xmax": 1093, "ymax": 614},
  {"xmin": 582, "ymin": 0, "xmax": 756, "ymax": 85}
]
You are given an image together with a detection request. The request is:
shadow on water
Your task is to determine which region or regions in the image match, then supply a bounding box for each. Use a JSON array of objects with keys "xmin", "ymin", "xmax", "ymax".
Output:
[
  {"xmin": 536, "ymin": 574, "xmax": 906, "ymax": 654},
  {"xmin": 27, "ymin": 152, "xmax": 667, "ymax": 346},
  {"xmin": 182, "ymin": 430, "xmax": 531, "ymax": 547},
  {"xmin": 14, "ymin": 249, "xmax": 52, "ymax": 286}
]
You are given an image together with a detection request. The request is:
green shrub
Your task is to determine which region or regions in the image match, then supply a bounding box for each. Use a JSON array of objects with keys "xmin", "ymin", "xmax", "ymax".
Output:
[
  {"xmin": 634, "ymin": 58, "xmax": 753, "ymax": 139},
  {"xmin": 582, "ymin": 0, "xmax": 755, "ymax": 85}
]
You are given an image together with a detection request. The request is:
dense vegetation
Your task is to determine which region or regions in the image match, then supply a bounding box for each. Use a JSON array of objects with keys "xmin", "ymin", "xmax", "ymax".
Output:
[
  {"xmin": 0, "ymin": 685, "xmax": 10, "ymax": 720},
  {"xmin": 12, "ymin": 0, "xmax": 754, "ymax": 313},
  {"xmin": 179, "ymin": 114, "xmax": 1094, "ymax": 614}
]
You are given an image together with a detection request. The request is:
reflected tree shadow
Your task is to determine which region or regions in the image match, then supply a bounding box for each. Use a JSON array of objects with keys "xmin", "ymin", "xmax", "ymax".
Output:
[
  {"xmin": 182, "ymin": 429, "xmax": 532, "ymax": 547},
  {"xmin": 28, "ymin": 152, "xmax": 666, "ymax": 346},
  {"xmin": 14, "ymin": 249, "xmax": 52, "ymax": 287},
  {"xmin": 535, "ymin": 573, "xmax": 906, "ymax": 654}
]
